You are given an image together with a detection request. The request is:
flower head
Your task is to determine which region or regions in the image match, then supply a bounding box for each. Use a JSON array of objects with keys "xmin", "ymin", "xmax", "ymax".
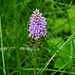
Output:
[{"xmin": 29, "ymin": 9, "xmax": 47, "ymax": 40}]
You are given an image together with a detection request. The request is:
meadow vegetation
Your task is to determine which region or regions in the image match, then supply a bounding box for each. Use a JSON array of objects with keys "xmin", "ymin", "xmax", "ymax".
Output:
[{"xmin": 0, "ymin": 0, "xmax": 75, "ymax": 75}]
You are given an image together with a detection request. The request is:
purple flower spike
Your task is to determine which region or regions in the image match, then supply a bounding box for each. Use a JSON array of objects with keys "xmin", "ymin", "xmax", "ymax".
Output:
[{"xmin": 29, "ymin": 9, "xmax": 47, "ymax": 40}]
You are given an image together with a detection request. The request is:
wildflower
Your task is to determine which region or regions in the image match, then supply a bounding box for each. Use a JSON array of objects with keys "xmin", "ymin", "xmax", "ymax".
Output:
[{"xmin": 29, "ymin": 9, "xmax": 47, "ymax": 40}]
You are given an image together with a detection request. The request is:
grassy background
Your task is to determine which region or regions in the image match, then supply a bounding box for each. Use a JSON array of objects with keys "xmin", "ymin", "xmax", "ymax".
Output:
[{"xmin": 0, "ymin": 0, "xmax": 75, "ymax": 75}]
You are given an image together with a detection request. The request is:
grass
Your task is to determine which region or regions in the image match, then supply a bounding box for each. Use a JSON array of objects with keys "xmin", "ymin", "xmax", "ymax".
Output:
[
  {"xmin": 0, "ymin": 0, "xmax": 75, "ymax": 75},
  {"xmin": 0, "ymin": 17, "xmax": 6, "ymax": 75}
]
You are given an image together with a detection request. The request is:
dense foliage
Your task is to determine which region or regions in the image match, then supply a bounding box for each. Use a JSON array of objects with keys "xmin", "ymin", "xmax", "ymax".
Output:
[{"xmin": 0, "ymin": 0, "xmax": 75, "ymax": 75}]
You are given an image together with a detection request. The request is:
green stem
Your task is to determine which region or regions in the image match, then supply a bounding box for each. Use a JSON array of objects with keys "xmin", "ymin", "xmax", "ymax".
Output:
[
  {"xmin": 0, "ymin": 17, "xmax": 6, "ymax": 75},
  {"xmin": 34, "ymin": 49, "xmax": 37, "ymax": 75},
  {"xmin": 34, "ymin": 41, "xmax": 38, "ymax": 75}
]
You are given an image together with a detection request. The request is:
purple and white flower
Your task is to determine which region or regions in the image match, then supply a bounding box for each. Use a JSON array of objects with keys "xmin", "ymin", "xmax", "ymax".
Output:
[{"xmin": 29, "ymin": 9, "xmax": 47, "ymax": 40}]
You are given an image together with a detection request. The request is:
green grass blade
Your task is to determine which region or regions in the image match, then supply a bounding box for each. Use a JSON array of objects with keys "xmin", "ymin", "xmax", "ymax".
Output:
[{"xmin": 0, "ymin": 17, "xmax": 6, "ymax": 75}]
